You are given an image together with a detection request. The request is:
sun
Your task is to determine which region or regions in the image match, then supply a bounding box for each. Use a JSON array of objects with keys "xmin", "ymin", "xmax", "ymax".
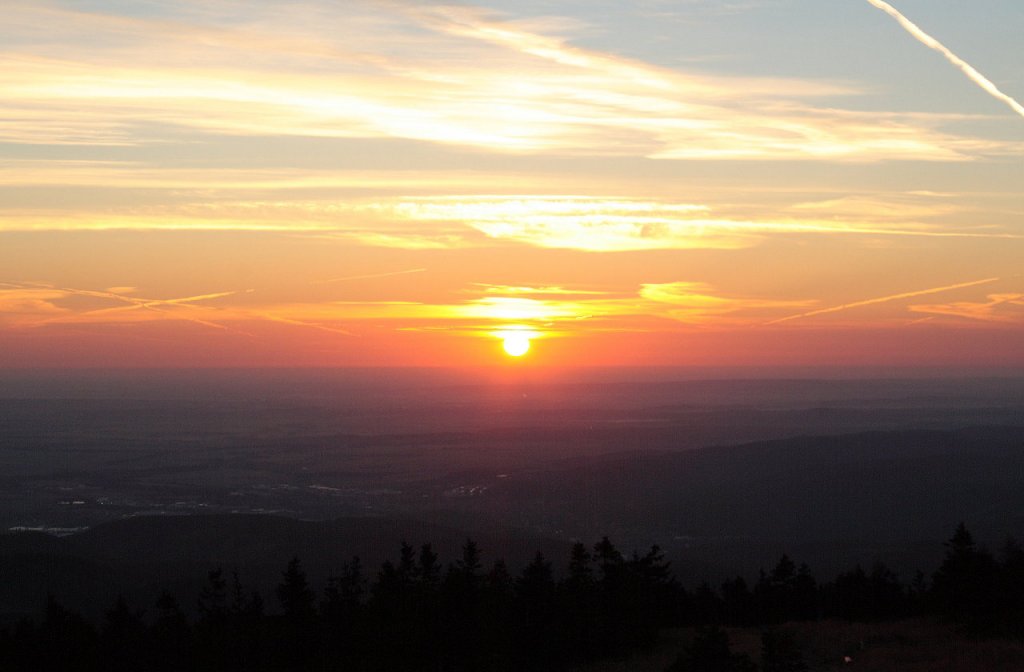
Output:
[{"xmin": 502, "ymin": 333, "xmax": 531, "ymax": 357}]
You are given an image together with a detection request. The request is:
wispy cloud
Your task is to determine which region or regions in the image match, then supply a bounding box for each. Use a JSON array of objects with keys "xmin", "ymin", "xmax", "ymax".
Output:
[
  {"xmin": 3, "ymin": 191, "xmax": 1018, "ymax": 248},
  {"xmin": 17, "ymin": 273, "xmax": 1005, "ymax": 339},
  {"xmin": 0, "ymin": 1, "xmax": 1013, "ymax": 161},
  {"xmin": 765, "ymin": 277, "xmax": 1001, "ymax": 325},
  {"xmin": 865, "ymin": 0, "xmax": 1024, "ymax": 119},
  {"xmin": 0, "ymin": 287, "xmax": 72, "ymax": 322},
  {"xmin": 909, "ymin": 293, "xmax": 1024, "ymax": 323},
  {"xmin": 375, "ymin": 196, "xmax": 1021, "ymax": 251},
  {"xmin": 0, "ymin": 163, "xmax": 526, "ymax": 191},
  {"xmin": 312, "ymin": 280, "xmax": 814, "ymax": 332},
  {"xmin": 787, "ymin": 195, "xmax": 959, "ymax": 221},
  {"xmin": 473, "ymin": 284, "xmax": 610, "ymax": 297},
  {"xmin": 641, "ymin": 281, "xmax": 812, "ymax": 323},
  {"xmin": 313, "ymin": 268, "xmax": 426, "ymax": 284},
  {"xmin": 385, "ymin": 196, "xmax": 746, "ymax": 251}
]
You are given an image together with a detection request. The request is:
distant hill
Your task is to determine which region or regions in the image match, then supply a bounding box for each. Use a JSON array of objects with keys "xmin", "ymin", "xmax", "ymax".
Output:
[
  {"xmin": 4, "ymin": 426, "xmax": 1024, "ymax": 620},
  {"xmin": 455, "ymin": 426, "xmax": 1024, "ymax": 578}
]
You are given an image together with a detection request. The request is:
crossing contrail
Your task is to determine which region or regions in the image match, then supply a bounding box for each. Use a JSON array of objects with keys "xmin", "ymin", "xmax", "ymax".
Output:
[
  {"xmin": 4, "ymin": 281, "xmax": 250, "ymax": 333},
  {"xmin": 865, "ymin": 0, "xmax": 1024, "ymax": 119}
]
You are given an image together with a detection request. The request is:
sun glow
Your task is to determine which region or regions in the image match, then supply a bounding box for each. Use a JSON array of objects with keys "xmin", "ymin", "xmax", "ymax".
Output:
[{"xmin": 501, "ymin": 333, "xmax": 531, "ymax": 357}]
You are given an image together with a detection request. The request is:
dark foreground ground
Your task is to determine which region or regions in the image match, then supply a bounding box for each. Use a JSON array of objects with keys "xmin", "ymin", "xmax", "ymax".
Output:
[{"xmin": 578, "ymin": 621, "xmax": 1024, "ymax": 672}]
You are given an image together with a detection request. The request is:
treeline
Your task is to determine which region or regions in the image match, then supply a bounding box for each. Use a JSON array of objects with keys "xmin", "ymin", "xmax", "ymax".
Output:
[
  {"xmin": 700, "ymin": 523, "xmax": 1024, "ymax": 632},
  {"xmin": 1, "ymin": 523, "xmax": 1022, "ymax": 671}
]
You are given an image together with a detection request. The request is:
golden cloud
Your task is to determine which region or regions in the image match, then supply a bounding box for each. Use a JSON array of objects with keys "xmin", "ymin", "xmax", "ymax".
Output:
[
  {"xmin": 3, "ymin": 192, "xmax": 1016, "ymax": 251},
  {"xmin": 640, "ymin": 282, "xmax": 813, "ymax": 323}
]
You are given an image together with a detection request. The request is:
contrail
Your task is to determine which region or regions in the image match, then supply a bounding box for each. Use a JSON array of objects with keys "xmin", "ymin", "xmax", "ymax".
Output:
[
  {"xmin": 765, "ymin": 277, "xmax": 1000, "ymax": 325},
  {"xmin": 8, "ymin": 281, "xmax": 243, "ymax": 311},
  {"xmin": 254, "ymin": 313, "xmax": 354, "ymax": 336},
  {"xmin": 865, "ymin": 0, "xmax": 1024, "ymax": 119},
  {"xmin": 75, "ymin": 290, "xmax": 245, "ymax": 317},
  {"xmin": 7, "ymin": 282, "xmax": 251, "ymax": 334},
  {"xmin": 137, "ymin": 302, "xmax": 235, "ymax": 332}
]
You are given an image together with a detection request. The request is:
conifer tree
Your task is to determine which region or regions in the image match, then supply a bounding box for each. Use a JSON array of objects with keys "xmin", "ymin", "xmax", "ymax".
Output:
[
  {"xmin": 101, "ymin": 596, "xmax": 148, "ymax": 672},
  {"xmin": 277, "ymin": 556, "xmax": 316, "ymax": 621},
  {"xmin": 198, "ymin": 567, "xmax": 228, "ymax": 625},
  {"xmin": 566, "ymin": 541, "xmax": 594, "ymax": 588},
  {"xmin": 418, "ymin": 543, "xmax": 441, "ymax": 589},
  {"xmin": 932, "ymin": 522, "xmax": 997, "ymax": 627}
]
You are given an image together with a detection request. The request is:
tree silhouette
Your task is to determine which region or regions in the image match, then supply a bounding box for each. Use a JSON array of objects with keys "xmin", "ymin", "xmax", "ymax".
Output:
[
  {"xmin": 418, "ymin": 543, "xmax": 441, "ymax": 588},
  {"xmin": 37, "ymin": 596, "xmax": 99, "ymax": 672},
  {"xmin": 690, "ymin": 580, "xmax": 722, "ymax": 625},
  {"xmin": 272, "ymin": 557, "xmax": 317, "ymax": 671},
  {"xmin": 276, "ymin": 556, "xmax": 315, "ymax": 621},
  {"xmin": 152, "ymin": 592, "xmax": 191, "ymax": 672},
  {"xmin": 321, "ymin": 556, "xmax": 364, "ymax": 667},
  {"xmin": 100, "ymin": 595, "xmax": 148, "ymax": 672},
  {"xmin": 323, "ymin": 556, "xmax": 364, "ymax": 619},
  {"xmin": 9, "ymin": 526, "xmax": 1024, "ymax": 671},
  {"xmin": 566, "ymin": 541, "xmax": 594, "ymax": 589},
  {"xmin": 722, "ymin": 576, "xmax": 755, "ymax": 626},
  {"xmin": 453, "ymin": 538, "xmax": 483, "ymax": 587},
  {"xmin": 931, "ymin": 522, "xmax": 997, "ymax": 629},
  {"xmin": 487, "ymin": 558, "xmax": 513, "ymax": 597},
  {"xmin": 594, "ymin": 536, "xmax": 625, "ymax": 587},
  {"xmin": 515, "ymin": 552, "xmax": 558, "ymax": 669},
  {"xmin": 632, "ymin": 545, "xmax": 678, "ymax": 623},
  {"xmin": 754, "ymin": 555, "xmax": 818, "ymax": 623},
  {"xmin": 792, "ymin": 563, "xmax": 818, "ymax": 620},
  {"xmin": 397, "ymin": 541, "xmax": 417, "ymax": 586},
  {"xmin": 197, "ymin": 567, "xmax": 228, "ymax": 625},
  {"xmin": 997, "ymin": 537, "xmax": 1024, "ymax": 632},
  {"xmin": 559, "ymin": 541, "xmax": 598, "ymax": 659}
]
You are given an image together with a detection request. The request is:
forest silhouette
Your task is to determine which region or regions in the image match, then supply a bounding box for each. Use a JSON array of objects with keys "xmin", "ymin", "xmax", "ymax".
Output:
[{"xmin": 2, "ymin": 523, "xmax": 1022, "ymax": 671}]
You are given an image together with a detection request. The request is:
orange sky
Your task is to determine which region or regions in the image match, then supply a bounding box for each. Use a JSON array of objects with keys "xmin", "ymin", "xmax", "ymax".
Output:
[{"xmin": 1, "ymin": 1, "xmax": 1022, "ymax": 368}]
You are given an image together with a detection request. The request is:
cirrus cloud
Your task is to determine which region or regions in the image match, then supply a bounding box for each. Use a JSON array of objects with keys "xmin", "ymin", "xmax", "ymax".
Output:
[{"xmin": 0, "ymin": 1, "xmax": 1016, "ymax": 161}]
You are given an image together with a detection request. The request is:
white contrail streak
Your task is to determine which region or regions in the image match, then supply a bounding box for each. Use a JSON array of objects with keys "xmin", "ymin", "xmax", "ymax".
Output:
[
  {"xmin": 765, "ymin": 277, "xmax": 1000, "ymax": 325},
  {"xmin": 254, "ymin": 313, "xmax": 354, "ymax": 336},
  {"xmin": 865, "ymin": 0, "xmax": 1024, "ymax": 119},
  {"xmin": 5, "ymin": 282, "xmax": 251, "ymax": 334}
]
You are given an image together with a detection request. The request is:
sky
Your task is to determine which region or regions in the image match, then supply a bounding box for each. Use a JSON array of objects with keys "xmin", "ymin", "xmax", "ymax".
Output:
[{"xmin": 1, "ymin": 0, "xmax": 1022, "ymax": 369}]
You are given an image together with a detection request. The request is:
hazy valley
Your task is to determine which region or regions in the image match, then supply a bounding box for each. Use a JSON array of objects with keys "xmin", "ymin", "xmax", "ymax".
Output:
[{"xmin": 3, "ymin": 370, "xmax": 1024, "ymax": 616}]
